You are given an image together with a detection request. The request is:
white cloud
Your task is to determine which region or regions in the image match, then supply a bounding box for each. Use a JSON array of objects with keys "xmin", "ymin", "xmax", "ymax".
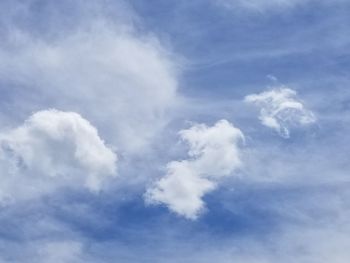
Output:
[
  {"xmin": 245, "ymin": 87, "xmax": 316, "ymax": 138},
  {"xmin": 145, "ymin": 161, "xmax": 217, "ymax": 220},
  {"xmin": 0, "ymin": 109, "xmax": 117, "ymax": 203},
  {"xmin": 145, "ymin": 120, "xmax": 244, "ymax": 219},
  {"xmin": 0, "ymin": 6, "xmax": 179, "ymax": 154}
]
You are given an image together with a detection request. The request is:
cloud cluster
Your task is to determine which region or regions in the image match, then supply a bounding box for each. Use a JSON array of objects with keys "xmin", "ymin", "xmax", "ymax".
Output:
[
  {"xmin": 0, "ymin": 109, "xmax": 117, "ymax": 203},
  {"xmin": 245, "ymin": 87, "xmax": 316, "ymax": 138},
  {"xmin": 145, "ymin": 120, "xmax": 244, "ymax": 219},
  {"xmin": 0, "ymin": 3, "xmax": 179, "ymax": 154}
]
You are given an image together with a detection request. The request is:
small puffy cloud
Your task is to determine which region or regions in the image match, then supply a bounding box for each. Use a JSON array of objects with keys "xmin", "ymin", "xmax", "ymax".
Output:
[
  {"xmin": 245, "ymin": 87, "xmax": 316, "ymax": 138},
  {"xmin": 145, "ymin": 120, "xmax": 244, "ymax": 219},
  {"xmin": 0, "ymin": 109, "xmax": 117, "ymax": 203},
  {"xmin": 179, "ymin": 121, "xmax": 244, "ymax": 177},
  {"xmin": 145, "ymin": 161, "xmax": 217, "ymax": 220}
]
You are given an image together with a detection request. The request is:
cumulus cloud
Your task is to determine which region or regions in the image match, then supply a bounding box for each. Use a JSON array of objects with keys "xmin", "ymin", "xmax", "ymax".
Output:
[
  {"xmin": 145, "ymin": 120, "xmax": 244, "ymax": 219},
  {"xmin": 245, "ymin": 87, "xmax": 316, "ymax": 138},
  {"xmin": 0, "ymin": 1, "xmax": 179, "ymax": 154},
  {"xmin": 0, "ymin": 109, "xmax": 117, "ymax": 203}
]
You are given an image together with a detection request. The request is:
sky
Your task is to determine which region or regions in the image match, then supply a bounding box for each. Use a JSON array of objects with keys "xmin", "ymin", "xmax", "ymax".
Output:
[{"xmin": 0, "ymin": 0, "xmax": 350, "ymax": 262}]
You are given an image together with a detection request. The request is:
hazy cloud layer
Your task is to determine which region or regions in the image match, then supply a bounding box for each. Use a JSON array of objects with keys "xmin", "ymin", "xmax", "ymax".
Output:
[
  {"xmin": 215, "ymin": 0, "xmax": 333, "ymax": 12},
  {"xmin": 0, "ymin": 4, "xmax": 179, "ymax": 154}
]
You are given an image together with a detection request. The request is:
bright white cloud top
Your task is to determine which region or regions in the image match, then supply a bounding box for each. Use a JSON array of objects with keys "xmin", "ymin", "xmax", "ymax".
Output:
[
  {"xmin": 145, "ymin": 120, "xmax": 244, "ymax": 219},
  {"xmin": 245, "ymin": 87, "xmax": 316, "ymax": 138},
  {"xmin": 0, "ymin": 109, "xmax": 117, "ymax": 203}
]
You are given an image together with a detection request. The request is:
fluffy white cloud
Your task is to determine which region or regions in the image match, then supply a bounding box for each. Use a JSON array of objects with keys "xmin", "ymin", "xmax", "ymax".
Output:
[
  {"xmin": 145, "ymin": 161, "xmax": 217, "ymax": 219},
  {"xmin": 145, "ymin": 120, "xmax": 244, "ymax": 219},
  {"xmin": 245, "ymin": 87, "xmax": 316, "ymax": 138},
  {"xmin": 0, "ymin": 109, "xmax": 117, "ymax": 203}
]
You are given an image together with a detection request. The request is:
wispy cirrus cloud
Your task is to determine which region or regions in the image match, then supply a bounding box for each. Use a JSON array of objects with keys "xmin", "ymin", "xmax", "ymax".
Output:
[
  {"xmin": 214, "ymin": 0, "xmax": 345, "ymax": 12},
  {"xmin": 245, "ymin": 87, "xmax": 316, "ymax": 138},
  {"xmin": 216, "ymin": 0, "xmax": 306, "ymax": 12}
]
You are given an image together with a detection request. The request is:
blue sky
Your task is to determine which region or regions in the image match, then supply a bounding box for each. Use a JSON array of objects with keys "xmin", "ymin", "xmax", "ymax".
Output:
[{"xmin": 0, "ymin": 0, "xmax": 350, "ymax": 262}]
